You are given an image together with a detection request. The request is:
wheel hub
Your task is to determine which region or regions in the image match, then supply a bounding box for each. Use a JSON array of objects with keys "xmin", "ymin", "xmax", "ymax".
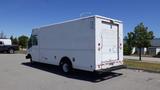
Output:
[{"xmin": 62, "ymin": 63, "xmax": 69, "ymax": 72}]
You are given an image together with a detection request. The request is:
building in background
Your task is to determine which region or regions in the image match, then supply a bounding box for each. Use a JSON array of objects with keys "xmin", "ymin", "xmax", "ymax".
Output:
[
  {"xmin": 148, "ymin": 39, "xmax": 160, "ymax": 56},
  {"xmin": 124, "ymin": 38, "xmax": 160, "ymax": 56}
]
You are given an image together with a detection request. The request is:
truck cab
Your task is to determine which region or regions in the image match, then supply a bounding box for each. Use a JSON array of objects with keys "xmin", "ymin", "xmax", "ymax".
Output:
[
  {"xmin": 26, "ymin": 32, "xmax": 39, "ymax": 62},
  {"xmin": 0, "ymin": 39, "xmax": 18, "ymax": 54}
]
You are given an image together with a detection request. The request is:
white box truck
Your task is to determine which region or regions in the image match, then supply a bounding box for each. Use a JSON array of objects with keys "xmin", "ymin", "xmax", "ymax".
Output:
[{"xmin": 26, "ymin": 15, "xmax": 124, "ymax": 73}]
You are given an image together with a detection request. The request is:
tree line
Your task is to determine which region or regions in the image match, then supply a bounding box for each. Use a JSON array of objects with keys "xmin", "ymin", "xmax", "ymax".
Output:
[{"xmin": 10, "ymin": 35, "xmax": 29, "ymax": 49}]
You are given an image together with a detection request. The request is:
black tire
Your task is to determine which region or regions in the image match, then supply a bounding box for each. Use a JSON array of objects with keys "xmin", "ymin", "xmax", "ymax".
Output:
[
  {"xmin": 30, "ymin": 57, "xmax": 35, "ymax": 64},
  {"xmin": 28, "ymin": 55, "xmax": 34, "ymax": 64},
  {"xmin": 9, "ymin": 49, "xmax": 14, "ymax": 54},
  {"xmin": 60, "ymin": 61, "xmax": 72, "ymax": 74},
  {"xmin": 30, "ymin": 58, "xmax": 33, "ymax": 63}
]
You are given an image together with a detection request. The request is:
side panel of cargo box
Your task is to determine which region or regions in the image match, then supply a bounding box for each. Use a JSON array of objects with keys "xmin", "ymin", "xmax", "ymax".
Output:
[{"xmin": 29, "ymin": 17, "xmax": 96, "ymax": 71}]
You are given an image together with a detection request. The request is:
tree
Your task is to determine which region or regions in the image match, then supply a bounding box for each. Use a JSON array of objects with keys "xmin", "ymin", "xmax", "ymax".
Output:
[
  {"xmin": 132, "ymin": 23, "xmax": 154, "ymax": 60},
  {"xmin": 123, "ymin": 43, "xmax": 132, "ymax": 55},
  {"xmin": 124, "ymin": 31, "xmax": 136, "ymax": 55},
  {"xmin": 18, "ymin": 35, "xmax": 29, "ymax": 49},
  {"xmin": 10, "ymin": 35, "xmax": 14, "ymax": 41},
  {"xmin": 13, "ymin": 37, "xmax": 19, "ymax": 45},
  {"xmin": 10, "ymin": 36, "xmax": 19, "ymax": 45}
]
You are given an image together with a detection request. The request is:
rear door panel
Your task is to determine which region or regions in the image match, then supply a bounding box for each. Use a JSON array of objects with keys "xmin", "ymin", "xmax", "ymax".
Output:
[
  {"xmin": 95, "ymin": 17, "xmax": 123, "ymax": 70},
  {"xmin": 101, "ymin": 23, "xmax": 118, "ymax": 61}
]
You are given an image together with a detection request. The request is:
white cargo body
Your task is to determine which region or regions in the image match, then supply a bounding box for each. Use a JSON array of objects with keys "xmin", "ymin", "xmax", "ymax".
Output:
[{"xmin": 26, "ymin": 15, "xmax": 123, "ymax": 73}]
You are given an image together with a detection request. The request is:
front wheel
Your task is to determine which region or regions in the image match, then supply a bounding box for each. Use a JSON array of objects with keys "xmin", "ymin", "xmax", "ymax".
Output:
[
  {"xmin": 30, "ymin": 58, "xmax": 35, "ymax": 64},
  {"xmin": 60, "ymin": 61, "xmax": 72, "ymax": 74}
]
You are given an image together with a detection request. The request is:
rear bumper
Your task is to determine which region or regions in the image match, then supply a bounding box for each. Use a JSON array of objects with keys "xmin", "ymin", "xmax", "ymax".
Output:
[{"xmin": 94, "ymin": 65, "xmax": 126, "ymax": 73}]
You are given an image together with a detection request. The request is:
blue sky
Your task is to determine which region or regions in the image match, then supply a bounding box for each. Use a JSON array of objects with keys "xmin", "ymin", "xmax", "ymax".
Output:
[{"xmin": 0, "ymin": 0, "xmax": 160, "ymax": 38}]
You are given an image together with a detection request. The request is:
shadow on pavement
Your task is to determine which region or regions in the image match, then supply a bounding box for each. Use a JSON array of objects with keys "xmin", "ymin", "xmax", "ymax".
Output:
[{"xmin": 21, "ymin": 62, "xmax": 122, "ymax": 83}]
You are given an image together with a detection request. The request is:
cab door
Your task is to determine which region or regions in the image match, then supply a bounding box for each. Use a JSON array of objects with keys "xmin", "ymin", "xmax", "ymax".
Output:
[{"xmin": 27, "ymin": 34, "xmax": 39, "ymax": 62}]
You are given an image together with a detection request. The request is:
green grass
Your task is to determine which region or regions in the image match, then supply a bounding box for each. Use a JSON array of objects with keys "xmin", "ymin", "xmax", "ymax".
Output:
[
  {"xmin": 15, "ymin": 50, "xmax": 27, "ymax": 54},
  {"xmin": 124, "ymin": 60, "xmax": 160, "ymax": 73}
]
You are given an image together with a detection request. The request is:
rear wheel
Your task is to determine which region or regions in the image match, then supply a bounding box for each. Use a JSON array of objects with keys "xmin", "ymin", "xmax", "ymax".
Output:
[
  {"xmin": 9, "ymin": 49, "xmax": 14, "ymax": 54},
  {"xmin": 60, "ymin": 61, "xmax": 72, "ymax": 74}
]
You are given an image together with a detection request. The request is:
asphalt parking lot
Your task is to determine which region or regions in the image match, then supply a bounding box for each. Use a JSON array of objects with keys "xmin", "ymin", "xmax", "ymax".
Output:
[{"xmin": 0, "ymin": 54, "xmax": 160, "ymax": 90}]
